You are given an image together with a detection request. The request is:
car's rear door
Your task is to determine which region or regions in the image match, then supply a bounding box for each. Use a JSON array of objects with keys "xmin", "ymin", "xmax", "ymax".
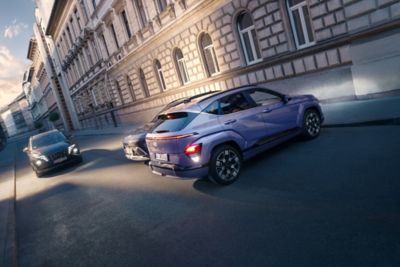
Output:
[{"xmin": 217, "ymin": 92, "xmax": 268, "ymax": 148}]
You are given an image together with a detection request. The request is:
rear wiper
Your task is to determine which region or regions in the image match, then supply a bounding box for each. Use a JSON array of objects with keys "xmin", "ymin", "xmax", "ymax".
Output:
[{"xmin": 155, "ymin": 130, "xmax": 169, "ymax": 133}]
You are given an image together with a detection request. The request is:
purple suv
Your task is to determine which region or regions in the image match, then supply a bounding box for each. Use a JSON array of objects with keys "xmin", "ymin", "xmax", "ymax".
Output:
[{"xmin": 146, "ymin": 85, "xmax": 324, "ymax": 185}]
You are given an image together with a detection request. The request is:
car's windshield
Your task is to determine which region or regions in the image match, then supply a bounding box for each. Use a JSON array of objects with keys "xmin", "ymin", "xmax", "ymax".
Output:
[{"xmin": 31, "ymin": 132, "xmax": 66, "ymax": 149}]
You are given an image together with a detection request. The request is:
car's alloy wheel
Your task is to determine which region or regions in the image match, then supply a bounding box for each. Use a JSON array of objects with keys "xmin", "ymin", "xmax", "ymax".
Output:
[
  {"xmin": 302, "ymin": 110, "xmax": 321, "ymax": 139},
  {"xmin": 209, "ymin": 145, "xmax": 242, "ymax": 185}
]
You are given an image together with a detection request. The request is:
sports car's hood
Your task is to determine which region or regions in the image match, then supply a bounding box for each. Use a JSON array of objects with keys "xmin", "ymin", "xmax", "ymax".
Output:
[
  {"xmin": 34, "ymin": 142, "xmax": 69, "ymax": 155},
  {"xmin": 123, "ymin": 122, "xmax": 154, "ymax": 143}
]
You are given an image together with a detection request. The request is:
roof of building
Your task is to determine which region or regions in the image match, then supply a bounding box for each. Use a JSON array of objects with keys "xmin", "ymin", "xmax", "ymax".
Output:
[{"xmin": 45, "ymin": 0, "xmax": 68, "ymax": 36}]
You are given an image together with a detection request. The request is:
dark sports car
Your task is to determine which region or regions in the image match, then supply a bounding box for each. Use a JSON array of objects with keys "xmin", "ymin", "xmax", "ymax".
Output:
[
  {"xmin": 122, "ymin": 91, "xmax": 219, "ymax": 161},
  {"xmin": 23, "ymin": 130, "xmax": 82, "ymax": 177}
]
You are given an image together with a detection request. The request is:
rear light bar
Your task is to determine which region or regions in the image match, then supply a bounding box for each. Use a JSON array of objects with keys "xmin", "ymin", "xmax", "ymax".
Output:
[
  {"xmin": 184, "ymin": 143, "xmax": 202, "ymax": 155},
  {"xmin": 146, "ymin": 133, "xmax": 195, "ymax": 141}
]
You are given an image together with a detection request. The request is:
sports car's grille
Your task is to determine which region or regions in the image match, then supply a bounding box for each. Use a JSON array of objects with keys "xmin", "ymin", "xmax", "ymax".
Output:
[{"xmin": 50, "ymin": 151, "xmax": 67, "ymax": 161}]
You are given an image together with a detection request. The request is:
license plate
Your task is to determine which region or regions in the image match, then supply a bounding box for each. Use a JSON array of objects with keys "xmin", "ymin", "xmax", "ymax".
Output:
[
  {"xmin": 54, "ymin": 157, "xmax": 67, "ymax": 164},
  {"xmin": 155, "ymin": 153, "xmax": 168, "ymax": 161}
]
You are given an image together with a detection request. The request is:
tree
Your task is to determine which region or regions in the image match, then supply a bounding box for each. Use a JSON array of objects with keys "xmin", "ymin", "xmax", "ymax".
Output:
[
  {"xmin": 34, "ymin": 121, "xmax": 43, "ymax": 129},
  {"xmin": 49, "ymin": 112, "xmax": 60, "ymax": 122}
]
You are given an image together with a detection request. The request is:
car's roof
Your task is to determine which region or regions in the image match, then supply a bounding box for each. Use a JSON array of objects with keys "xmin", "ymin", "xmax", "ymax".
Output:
[
  {"xmin": 31, "ymin": 129, "xmax": 62, "ymax": 140},
  {"xmin": 159, "ymin": 84, "xmax": 280, "ymax": 114}
]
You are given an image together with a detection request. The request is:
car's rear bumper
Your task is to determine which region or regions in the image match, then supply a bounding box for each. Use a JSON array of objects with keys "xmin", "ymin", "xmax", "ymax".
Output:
[{"xmin": 149, "ymin": 161, "xmax": 208, "ymax": 179}]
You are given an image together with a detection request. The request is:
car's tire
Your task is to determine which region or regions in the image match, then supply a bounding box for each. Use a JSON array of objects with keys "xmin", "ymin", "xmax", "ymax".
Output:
[
  {"xmin": 35, "ymin": 170, "xmax": 43, "ymax": 178},
  {"xmin": 208, "ymin": 144, "xmax": 242, "ymax": 185},
  {"xmin": 302, "ymin": 109, "xmax": 321, "ymax": 140}
]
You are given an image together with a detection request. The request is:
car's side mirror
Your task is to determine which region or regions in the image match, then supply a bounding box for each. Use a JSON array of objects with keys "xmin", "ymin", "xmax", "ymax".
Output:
[
  {"xmin": 23, "ymin": 147, "xmax": 29, "ymax": 153},
  {"xmin": 282, "ymin": 96, "xmax": 290, "ymax": 103}
]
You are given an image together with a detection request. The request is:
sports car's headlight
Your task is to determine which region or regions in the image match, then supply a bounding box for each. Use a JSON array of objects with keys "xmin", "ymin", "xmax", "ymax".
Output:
[
  {"xmin": 68, "ymin": 144, "xmax": 80, "ymax": 155},
  {"xmin": 32, "ymin": 153, "xmax": 49, "ymax": 162}
]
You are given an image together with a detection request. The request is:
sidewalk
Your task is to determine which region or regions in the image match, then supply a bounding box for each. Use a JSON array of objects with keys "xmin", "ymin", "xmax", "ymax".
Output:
[
  {"xmin": 321, "ymin": 95, "xmax": 400, "ymax": 126},
  {"xmin": 0, "ymin": 143, "xmax": 17, "ymax": 267},
  {"xmin": 73, "ymin": 125, "xmax": 137, "ymax": 137}
]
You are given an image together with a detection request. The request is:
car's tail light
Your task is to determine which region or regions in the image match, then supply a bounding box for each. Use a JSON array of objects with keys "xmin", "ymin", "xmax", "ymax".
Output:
[{"xmin": 184, "ymin": 144, "xmax": 202, "ymax": 155}]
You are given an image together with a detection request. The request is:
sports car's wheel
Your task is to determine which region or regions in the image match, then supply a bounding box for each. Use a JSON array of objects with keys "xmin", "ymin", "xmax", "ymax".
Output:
[
  {"xmin": 209, "ymin": 145, "xmax": 242, "ymax": 185},
  {"xmin": 35, "ymin": 170, "xmax": 43, "ymax": 178},
  {"xmin": 302, "ymin": 109, "xmax": 321, "ymax": 140}
]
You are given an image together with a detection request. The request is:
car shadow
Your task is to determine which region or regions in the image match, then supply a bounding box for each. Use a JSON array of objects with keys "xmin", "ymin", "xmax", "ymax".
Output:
[
  {"xmin": 192, "ymin": 139, "xmax": 299, "ymax": 197},
  {"xmin": 37, "ymin": 148, "xmax": 146, "ymax": 178}
]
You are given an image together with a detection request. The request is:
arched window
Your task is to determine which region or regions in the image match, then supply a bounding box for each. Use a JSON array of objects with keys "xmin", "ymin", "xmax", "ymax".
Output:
[
  {"xmin": 154, "ymin": 60, "xmax": 166, "ymax": 91},
  {"xmin": 237, "ymin": 11, "xmax": 262, "ymax": 65},
  {"xmin": 139, "ymin": 68, "xmax": 150, "ymax": 97},
  {"xmin": 174, "ymin": 48, "xmax": 190, "ymax": 85},
  {"xmin": 126, "ymin": 75, "xmax": 136, "ymax": 102},
  {"xmin": 287, "ymin": 0, "xmax": 315, "ymax": 49},
  {"xmin": 134, "ymin": 0, "xmax": 147, "ymax": 27},
  {"xmin": 199, "ymin": 33, "xmax": 220, "ymax": 76},
  {"xmin": 156, "ymin": 0, "xmax": 168, "ymax": 13},
  {"xmin": 115, "ymin": 81, "xmax": 124, "ymax": 105}
]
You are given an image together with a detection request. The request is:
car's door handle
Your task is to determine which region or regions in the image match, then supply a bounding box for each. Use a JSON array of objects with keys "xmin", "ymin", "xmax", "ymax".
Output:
[
  {"xmin": 224, "ymin": 119, "xmax": 237, "ymax": 125},
  {"xmin": 262, "ymin": 108, "xmax": 271, "ymax": 113}
]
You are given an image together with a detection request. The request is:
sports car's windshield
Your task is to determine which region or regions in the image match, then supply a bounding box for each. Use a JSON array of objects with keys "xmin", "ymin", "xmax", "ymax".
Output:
[{"xmin": 31, "ymin": 132, "xmax": 66, "ymax": 149}]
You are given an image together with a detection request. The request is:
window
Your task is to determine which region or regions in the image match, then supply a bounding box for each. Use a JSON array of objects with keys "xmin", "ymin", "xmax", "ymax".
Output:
[
  {"xmin": 156, "ymin": 0, "xmax": 168, "ymax": 13},
  {"xmin": 247, "ymin": 89, "xmax": 281, "ymax": 106},
  {"xmin": 199, "ymin": 33, "xmax": 220, "ymax": 76},
  {"xmin": 85, "ymin": 46, "xmax": 94, "ymax": 66},
  {"xmin": 66, "ymin": 26, "xmax": 74, "ymax": 45},
  {"xmin": 90, "ymin": 88, "xmax": 98, "ymax": 106},
  {"xmin": 110, "ymin": 23, "xmax": 119, "ymax": 48},
  {"xmin": 126, "ymin": 75, "xmax": 136, "ymax": 101},
  {"xmin": 154, "ymin": 60, "xmax": 166, "ymax": 91},
  {"xmin": 139, "ymin": 68, "xmax": 150, "ymax": 97},
  {"xmin": 204, "ymin": 101, "xmax": 220, "ymax": 115},
  {"xmin": 151, "ymin": 112, "xmax": 198, "ymax": 133},
  {"xmin": 134, "ymin": 0, "xmax": 147, "ymax": 27},
  {"xmin": 287, "ymin": 0, "xmax": 315, "ymax": 49},
  {"xmin": 80, "ymin": 1, "xmax": 89, "ymax": 22},
  {"xmin": 237, "ymin": 11, "xmax": 262, "ymax": 65},
  {"xmin": 174, "ymin": 48, "xmax": 190, "ymax": 85},
  {"xmin": 220, "ymin": 93, "xmax": 252, "ymax": 114},
  {"xmin": 100, "ymin": 34, "xmax": 110, "ymax": 57},
  {"xmin": 115, "ymin": 81, "xmax": 124, "ymax": 105},
  {"xmin": 74, "ymin": 8, "xmax": 82, "ymax": 31},
  {"xmin": 69, "ymin": 18, "xmax": 77, "ymax": 39},
  {"xmin": 121, "ymin": 10, "xmax": 132, "ymax": 39}
]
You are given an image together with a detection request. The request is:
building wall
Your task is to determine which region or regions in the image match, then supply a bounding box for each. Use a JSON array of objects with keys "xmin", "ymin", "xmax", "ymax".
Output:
[{"xmin": 46, "ymin": 0, "xmax": 400, "ymax": 128}]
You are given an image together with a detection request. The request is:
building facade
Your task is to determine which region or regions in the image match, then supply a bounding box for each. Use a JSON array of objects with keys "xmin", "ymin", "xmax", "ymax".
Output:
[
  {"xmin": 25, "ymin": 37, "xmax": 62, "ymax": 131},
  {"xmin": 42, "ymin": 0, "xmax": 400, "ymax": 129},
  {"xmin": 0, "ymin": 93, "xmax": 33, "ymax": 137}
]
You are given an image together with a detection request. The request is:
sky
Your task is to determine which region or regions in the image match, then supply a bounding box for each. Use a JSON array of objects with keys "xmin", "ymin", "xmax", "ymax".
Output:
[{"xmin": 0, "ymin": 0, "xmax": 36, "ymax": 109}]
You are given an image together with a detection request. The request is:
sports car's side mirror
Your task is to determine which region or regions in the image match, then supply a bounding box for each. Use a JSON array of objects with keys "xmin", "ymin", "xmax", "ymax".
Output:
[
  {"xmin": 23, "ymin": 147, "xmax": 29, "ymax": 153},
  {"xmin": 282, "ymin": 96, "xmax": 290, "ymax": 103}
]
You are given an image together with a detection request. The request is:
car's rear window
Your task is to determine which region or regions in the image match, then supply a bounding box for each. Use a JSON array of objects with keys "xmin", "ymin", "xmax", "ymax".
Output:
[{"xmin": 151, "ymin": 112, "xmax": 197, "ymax": 133}]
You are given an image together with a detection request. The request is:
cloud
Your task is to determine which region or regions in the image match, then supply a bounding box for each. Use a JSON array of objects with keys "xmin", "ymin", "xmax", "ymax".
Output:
[
  {"xmin": 0, "ymin": 46, "xmax": 28, "ymax": 108},
  {"xmin": 3, "ymin": 19, "xmax": 28, "ymax": 39}
]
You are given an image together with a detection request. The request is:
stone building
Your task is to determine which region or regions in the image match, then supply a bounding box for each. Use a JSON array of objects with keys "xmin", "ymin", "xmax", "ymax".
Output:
[
  {"xmin": 25, "ymin": 37, "xmax": 61, "ymax": 130},
  {"xmin": 42, "ymin": 0, "xmax": 400, "ymax": 129},
  {"xmin": 0, "ymin": 93, "xmax": 33, "ymax": 137}
]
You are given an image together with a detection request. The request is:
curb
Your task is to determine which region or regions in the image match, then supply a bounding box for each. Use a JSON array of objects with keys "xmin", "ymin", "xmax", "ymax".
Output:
[{"xmin": 323, "ymin": 117, "xmax": 400, "ymax": 128}]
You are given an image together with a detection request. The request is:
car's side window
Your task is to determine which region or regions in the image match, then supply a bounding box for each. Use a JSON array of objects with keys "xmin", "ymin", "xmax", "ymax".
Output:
[
  {"xmin": 204, "ymin": 101, "xmax": 220, "ymax": 115},
  {"xmin": 220, "ymin": 93, "xmax": 253, "ymax": 115},
  {"xmin": 248, "ymin": 89, "xmax": 281, "ymax": 106}
]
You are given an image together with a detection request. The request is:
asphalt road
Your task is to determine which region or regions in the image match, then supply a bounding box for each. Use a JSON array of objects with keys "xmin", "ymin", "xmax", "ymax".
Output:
[{"xmin": 4, "ymin": 126, "xmax": 400, "ymax": 267}]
